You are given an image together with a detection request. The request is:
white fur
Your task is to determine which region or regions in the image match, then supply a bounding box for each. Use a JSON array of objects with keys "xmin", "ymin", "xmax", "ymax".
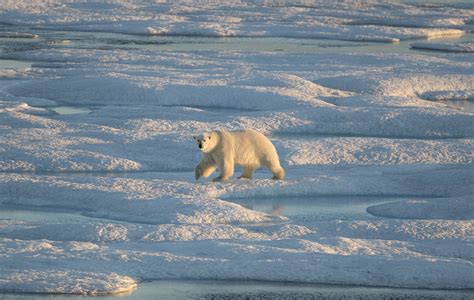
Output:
[{"xmin": 194, "ymin": 129, "xmax": 285, "ymax": 182}]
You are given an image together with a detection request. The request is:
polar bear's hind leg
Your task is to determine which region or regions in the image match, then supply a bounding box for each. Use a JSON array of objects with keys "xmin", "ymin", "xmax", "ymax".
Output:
[
  {"xmin": 238, "ymin": 167, "xmax": 254, "ymax": 179},
  {"xmin": 270, "ymin": 165, "xmax": 285, "ymax": 180}
]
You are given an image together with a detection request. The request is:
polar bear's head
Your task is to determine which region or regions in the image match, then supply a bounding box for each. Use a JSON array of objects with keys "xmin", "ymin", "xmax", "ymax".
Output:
[{"xmin": 193, "ymin": 132, "xmax": 217, "ymax": 153}]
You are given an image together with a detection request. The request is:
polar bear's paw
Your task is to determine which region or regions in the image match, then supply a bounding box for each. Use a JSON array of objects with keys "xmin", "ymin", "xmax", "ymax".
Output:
[
  {"xmin": 195, "ymin": 166, "xmax": 202, "ymax": 180},
  {"xmin": 271, "ymin": 167, "xmax": 285, "ymax": 180},
  {"xmin": 212, "ymin": 176, "xmax": 229, "ymax": 182}
]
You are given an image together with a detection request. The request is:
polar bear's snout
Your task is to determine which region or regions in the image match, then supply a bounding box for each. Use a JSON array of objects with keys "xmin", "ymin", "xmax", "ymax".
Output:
[
  {"xmin": 193, "ymin": 136, "xmax": 201, "ymax": 148},
  {"xmin": 193, "ymin": 134, "xmax": 212, "ymax": 152}
]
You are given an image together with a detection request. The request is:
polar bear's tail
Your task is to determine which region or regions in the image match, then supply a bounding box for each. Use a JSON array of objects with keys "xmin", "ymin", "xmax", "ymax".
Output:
[{"xmin": 271, "ymin": 166, "xmax": 285, "ymax": 180}]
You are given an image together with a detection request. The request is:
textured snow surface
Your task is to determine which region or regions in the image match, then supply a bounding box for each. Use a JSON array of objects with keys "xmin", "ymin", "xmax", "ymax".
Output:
[
  {"xmin": 0, "ymin": 0, "xmax": 470, "ymax": 42},
  {"xmin": 0, "ymin": 0, "xmax": 473, "ymax": 296},
  {"xmin": 411, "ymin": 41, "xmax": 474, "ymax": 53},
  {"xmin": 0, "ymin": 268, "xmax": 136, "ymax": 295}
]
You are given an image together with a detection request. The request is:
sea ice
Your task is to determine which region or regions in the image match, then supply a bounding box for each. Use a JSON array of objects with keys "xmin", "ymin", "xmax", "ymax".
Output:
[
  {"xmin": 0, "ymin": 0, "xmax": 473, "ymax": 295},
  {"xmin": 0, "ymin": 0, "xmax": 469, "ymax": 42},
  {"xmin": 411, "ymin": 41, "xmax": 474, "ymax": 53}
]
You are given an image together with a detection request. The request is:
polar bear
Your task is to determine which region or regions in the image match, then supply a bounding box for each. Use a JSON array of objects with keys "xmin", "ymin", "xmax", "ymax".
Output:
[{"xmin": 194, "ymin": 129, "xmax": 285, "ymax": 182}]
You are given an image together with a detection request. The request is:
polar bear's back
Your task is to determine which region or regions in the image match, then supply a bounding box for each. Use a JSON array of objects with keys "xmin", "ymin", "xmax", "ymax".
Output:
[{"xmin": 228, "ymin": 129, "xmax": 280, "ymax": 168}]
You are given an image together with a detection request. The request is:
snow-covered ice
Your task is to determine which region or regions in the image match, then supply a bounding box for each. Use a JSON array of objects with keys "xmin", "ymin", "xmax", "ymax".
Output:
[
  {"xmin": 0, "ymin": 0, "xmax": 473, "ymax": 296},
  {"xmin": 411, "ymin": 41, "xmax": 474, "ymax": 53},
  {"xmin": 0, "ymin": 0, "xmax": 470, "ymax": 42}
]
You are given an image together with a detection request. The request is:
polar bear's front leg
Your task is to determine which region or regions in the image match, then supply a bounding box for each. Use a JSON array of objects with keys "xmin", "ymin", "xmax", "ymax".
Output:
[
  {"xmin": 212, "ymin": 155, "xmax": 234, "ymax": 182},
  {"xmin": 195, "ymin": 155, "xmax": 216, "ymax": 180}
]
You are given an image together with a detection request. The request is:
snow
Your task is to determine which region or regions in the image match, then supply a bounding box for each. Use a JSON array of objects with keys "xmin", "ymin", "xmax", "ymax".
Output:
[
  {"xmin": 0, "ymin": 0, "xmax": 473, "ymax": 296},
  {"xmin": 421, "ymin": 90, "xmax": 474, "ymax": 101},
  {"xmin": 316, "ymin": 73, "xmax": 474, "ymax": 99},
  {"xmin": 0, "ymin": 32, "xmax": 38, "ymax": 39},
  {"xmin": 282, "ymin": 137, "xmax": 473, "ymax": 166},
  {"xmin": 0, "ymin": 0, "xmax": 470, "ymax": 42},
  {"xmin": 0, "ymin": 267, "xmax": 137, "ymax": 295}
]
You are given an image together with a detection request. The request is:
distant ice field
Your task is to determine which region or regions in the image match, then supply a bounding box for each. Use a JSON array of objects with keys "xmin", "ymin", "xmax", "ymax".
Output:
[
  {"xmin": 1, "ymin": 24, "xmax": 473, "ymax": 55},
  {"xmin": 1, "ymin": 25, "xmax": 472, "ymax": 114}
]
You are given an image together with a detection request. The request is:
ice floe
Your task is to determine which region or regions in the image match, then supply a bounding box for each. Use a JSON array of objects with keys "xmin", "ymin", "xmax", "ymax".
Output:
[
  {"xmin": 411, "ymin": 41, "xmax": 474, "ymax": 52},
  {"xmin": 420, "ymin": 90, "xmax": 474, "ymax": 101},
  {"xmin": 0, "ymin": 0, "xmax": 473, "ymax": 295},
  {"xmin": 0, "ymin": 32, "xmax": 38, "ymax": 39},
  {"xmin": 0, "ymin": 0, "xmax": 470, "ymax": 42},
  {"xmin": 282, "ymin": 137, "xmax": 473, "ymax": 166},
  {"xmin": 0, "ymin": 267, "xmax": 137, "ymax": 295}
]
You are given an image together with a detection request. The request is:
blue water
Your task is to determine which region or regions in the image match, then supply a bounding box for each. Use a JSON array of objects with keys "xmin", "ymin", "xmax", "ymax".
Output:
[
  {"xmin": 0, "ymin": 280, "xmax": 471, "ymax": 300},
  {"xmin": 229, "ymin": 195, "xmax": 392, "ymax": 221}
]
